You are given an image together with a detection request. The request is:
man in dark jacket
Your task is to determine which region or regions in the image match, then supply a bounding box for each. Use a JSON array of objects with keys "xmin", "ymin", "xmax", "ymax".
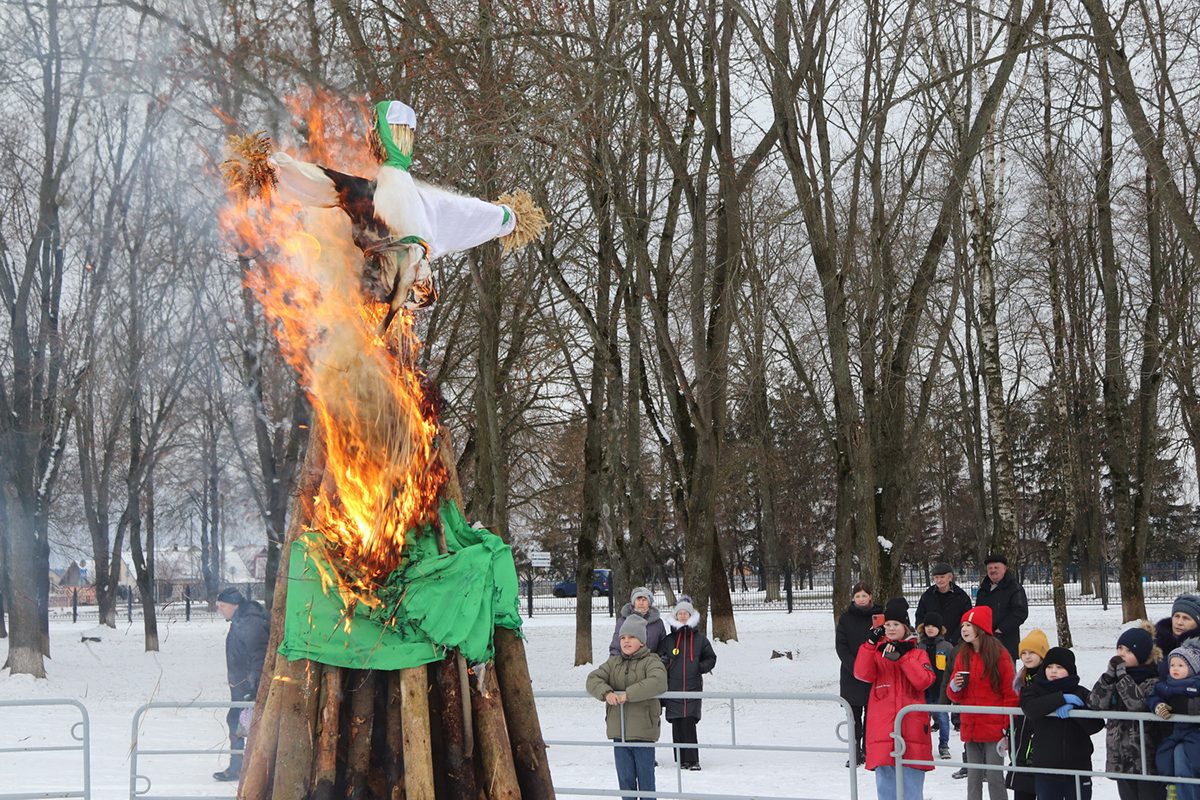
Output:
[
  {"xmin": 214, "ymin": 586, "xmax": 271, "ymax": 782},
  {"xmin": 915, "ymin": 563, "xmax": 973, "ymax": 646},
  {"xmin": 974, "ymin": 554, "xmax": 1028, "ymax": 659}
]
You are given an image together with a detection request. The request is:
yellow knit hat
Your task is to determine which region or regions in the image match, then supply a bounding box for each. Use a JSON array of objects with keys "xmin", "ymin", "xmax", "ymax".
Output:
[{"xmin": 1018, "ymin": 628, "xmax": 1049, "ymax": 658}]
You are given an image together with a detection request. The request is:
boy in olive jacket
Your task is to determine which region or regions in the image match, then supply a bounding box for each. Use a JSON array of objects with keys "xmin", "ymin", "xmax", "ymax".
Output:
[{"xmin": 587, "ymin": 615, "xmax": 669, "ymax": 800}]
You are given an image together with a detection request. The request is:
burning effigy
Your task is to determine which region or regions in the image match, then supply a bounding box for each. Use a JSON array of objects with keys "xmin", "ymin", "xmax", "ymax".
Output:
[{"xmin": 218, "ymin": 95, "xmax": 552, "ymax": 800}]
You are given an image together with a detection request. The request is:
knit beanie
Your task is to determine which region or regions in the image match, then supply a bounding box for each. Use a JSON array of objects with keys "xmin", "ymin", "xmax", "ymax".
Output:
[
  {"xmin": 217, "ymin": 587, "xmax": 246, "ymax": 605},
  {"xmin": 1117, "ymin": 627, "xmax": 1154, "ymax": 665},
  {"xmin": 1169, "ymin": 646, "xmax": 1200, "ymax": 676},
  {"xmin": 884, "ymin": 597, "xmax": 911, "ymax": 628},
  {"xmin": 961, "ymin": 606, "xmax": 993, "ymax": 635},
  {"xmin": 922, "ymin": 612, "xmax": 943, "ymax": 630},
  {"xmin": 674, "ymin": 599, "xmax": 696, "ymax": 620},
  {"xmin": 1018, "ymin": 629, "xmax": 1050, "ymax": 659},
  {"xmin": 1172, "ymin": 594, "xmax": 1200, "ymax": 628},
  {"xmin": 630, "ymin": 586, "xmax": 653, "ymax": 604},
  {"xmin": 619, "ymin": 614, "xmax": 648, "ymax": 645},
  {"xmin": 1043, "ymin": 646, "xmax": 1077, "ymax": 676}
]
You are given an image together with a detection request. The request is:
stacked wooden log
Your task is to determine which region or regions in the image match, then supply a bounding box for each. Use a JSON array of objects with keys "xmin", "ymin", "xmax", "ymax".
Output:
[{"xmin": 238, "ymin": 428, "xmax": 555, "ymax": 800}]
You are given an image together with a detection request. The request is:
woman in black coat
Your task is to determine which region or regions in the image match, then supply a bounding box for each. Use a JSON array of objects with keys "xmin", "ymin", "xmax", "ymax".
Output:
[
  {"xmin": 658, "ymin": 597, "xmax": 717, "ymax": 770},
  {"xmin": 835, "ymin": 581, "xmax": 883, "ymax": 766},
  {"xmin": 1154, "ymin": 594, "xmax": 1200, "ymax": 680}
]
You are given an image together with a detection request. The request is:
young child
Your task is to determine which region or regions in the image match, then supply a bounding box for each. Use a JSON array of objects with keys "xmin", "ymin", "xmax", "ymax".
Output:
[
  {"xmin": 854, "ymin": 597, "xmax": 936, "ymax": 800},
  {"xmin": 1149, "ymin": 646, "xmax": 1200, "ymax": 800},
  {"xmin": 587, "ymin": 615, "xmax": 668, "ymax": 800},
  {"xmin": 1088, "ymin": 622, "xmax": 1165, "ymax": 800},
  {"xmin": 658, "ymin": 596, "xmax": 717, "ymax": 771},
  {"xmin": 947, "ymin": 606, "xmax": 1018, "ymax": 800},
  {"xmin": 1019, "ymin": 646, "xmax": 1104, "ymax": 800},
  {"xmin": 1007, "ymin": 629, "xmax": 1049, "ymax": 800},
  {"xmin": 919, "ymin": 611, "xmax": 954, "ymax": 759}
]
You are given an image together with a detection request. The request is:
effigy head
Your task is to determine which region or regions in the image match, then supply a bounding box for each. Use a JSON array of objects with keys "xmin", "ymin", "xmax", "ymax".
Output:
[{"xmin": 369, "ymin": 100, "xmax": 416, "ymax": 169}]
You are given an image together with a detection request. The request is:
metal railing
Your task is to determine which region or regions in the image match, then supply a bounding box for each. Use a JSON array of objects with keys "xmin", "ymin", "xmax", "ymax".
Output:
[
  {"xmin": 0, "ymin": 698, "xmax": 91, "ymax": 800},
  {"xmin": 534, "ymin": 690, "xmax": 859, "ymax": 800},
  {"xmin": 129, "ymin": 701, "xmax": 253, "ymax": 800},
  {"xmin": 891, "ymin": 703, "xmax": 1200, "ymax": 800}
]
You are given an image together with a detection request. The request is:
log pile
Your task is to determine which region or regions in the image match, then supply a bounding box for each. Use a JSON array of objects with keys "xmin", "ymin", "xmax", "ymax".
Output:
[{"xmin": 238, "ymin": 427, "xmax": 555, "ymax": 800}]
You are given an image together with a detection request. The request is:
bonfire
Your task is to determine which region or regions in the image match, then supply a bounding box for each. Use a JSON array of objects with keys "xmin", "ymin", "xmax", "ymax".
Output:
[{"xmin": 218, "ymin": 95, "xmax": 553, "ymax": 800}]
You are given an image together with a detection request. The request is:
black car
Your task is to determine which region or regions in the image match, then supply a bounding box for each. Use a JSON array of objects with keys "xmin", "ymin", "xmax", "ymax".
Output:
[{"xmin": 553, "ymin": 569, "xmax": 612, "ymax": 597}]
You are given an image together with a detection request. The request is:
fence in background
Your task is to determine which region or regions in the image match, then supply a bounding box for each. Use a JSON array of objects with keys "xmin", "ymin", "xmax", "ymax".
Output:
[
  {"xmin": 128, "ymin": 700, "xmax": 253, "ymax": 800},
  {"xmin": 0, "ymin": 698, "xmax": 91, "ymax": 800}
]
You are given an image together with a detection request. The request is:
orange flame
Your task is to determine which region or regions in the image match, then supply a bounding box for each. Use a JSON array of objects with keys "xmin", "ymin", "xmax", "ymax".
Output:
[{"xmin": 218, "ymin": 95, "xmax": 447, "ymax": 599}]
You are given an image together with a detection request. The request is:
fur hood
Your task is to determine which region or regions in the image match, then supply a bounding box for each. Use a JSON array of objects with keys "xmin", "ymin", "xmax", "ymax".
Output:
[
  {"xmin": 667, "ymin": 613, "xmax": 700, "ymax": 631},
  {"xmin": 619, "ymin": 602, "xmax": 662, "ymax": 624}
]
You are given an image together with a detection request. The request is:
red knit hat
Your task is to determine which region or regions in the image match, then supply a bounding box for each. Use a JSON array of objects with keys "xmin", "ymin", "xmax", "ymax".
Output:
[{"xmin": 961, "ymin": 606, "xmax": 993, "ymax": 634}]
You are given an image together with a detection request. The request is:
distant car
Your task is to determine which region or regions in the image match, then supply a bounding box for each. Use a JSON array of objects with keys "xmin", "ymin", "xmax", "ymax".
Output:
[{"xmin": 553, "ymin": 569, "xmax": 612, "ymax": 597}]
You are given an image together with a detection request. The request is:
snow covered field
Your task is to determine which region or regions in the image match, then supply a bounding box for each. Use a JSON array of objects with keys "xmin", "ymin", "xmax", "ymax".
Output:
[{"xmin": 0, "ymin": 600, "xmax": 1185, "ymax": 799}]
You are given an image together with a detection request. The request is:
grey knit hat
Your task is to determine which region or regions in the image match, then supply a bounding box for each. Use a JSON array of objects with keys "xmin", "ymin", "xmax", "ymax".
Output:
[
  {"xmin": 630, "ymin": 586, "xmax": 653, "ymax": 603},
  {"xmin": 1167, "ymin": 645, "xmax": 1200, "ymax": 676},
  {"xmin": 619, "ymin": 614, "xmax": 648, "ymax": 645},
  {"xmin": 1172, "ymin": 594, "xmax": 1200, "ymax": 628},
  {"xmin": 673, "ymin": 599, "xmax": 696, "ymax": 620}
]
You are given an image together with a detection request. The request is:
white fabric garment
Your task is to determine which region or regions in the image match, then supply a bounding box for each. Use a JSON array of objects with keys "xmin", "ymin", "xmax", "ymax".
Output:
[{"xmin": 269, "ymin": 155, "xmax": 516, "ymax": 260}]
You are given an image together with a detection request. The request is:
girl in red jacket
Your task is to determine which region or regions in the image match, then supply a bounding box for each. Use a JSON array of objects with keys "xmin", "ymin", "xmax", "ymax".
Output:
[
  {"xmin": 854, "ymin": 597, "xmax": 937, "ymax": 800},
  {"xmin": 947, "ymin": 606, "xmax": 1019, "ymax": 800}
]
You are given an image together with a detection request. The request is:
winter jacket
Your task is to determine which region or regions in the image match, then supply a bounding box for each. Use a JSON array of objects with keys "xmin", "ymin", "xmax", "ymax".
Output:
[
  {"xmin": 1154, "ymin": 617, "xmax": 1200, "ymax": 681},
  {"xmin": 609, "ymin": 604, "xmax": 667, "ymax": 657},
  {"xmin": 586, "ymin": 645, "xmax": 668, "ymax": 742},
  {"xmin": 1149, "ymin": 674, "xmax": 1200, "ymax": 778},
  {"xmin": 1088, "ymin": 663, "xmax": 1162, "ymax": 774},
  {"xmin": 835, "ymin": 601, "xmax": 884, "ymax": 706},
  {"xmin": 1019, "ymin": 673, "xmax": 1104, "ymax": 772},
  {"xmin": 974, "ymin": 572, "xmax": 1029, "ymax": 658},
  {"xmin": 657, "ymin": 615, "xmax": 717, "ymax": 721},
  {"xmin": 919, "ymin": 633, "xmax": 954, "ymax": 705},
  {"xmin": 946, "ymin": 646, "xmax": 1019, "ymax": 742},
  {"xmin": 915, "ymin": 583, "xmax": 974, "ymax": 646},
  {"xmin": 226, "ymin": 600, "xmax": 271, "ymax": 701},
  {"xmin": 1006, "ymin": 667, "xmax": 1040, "ymax": 794},
  {"xmin": 853, "ymin": 637, "xmax": 937, "ymax": 771}
]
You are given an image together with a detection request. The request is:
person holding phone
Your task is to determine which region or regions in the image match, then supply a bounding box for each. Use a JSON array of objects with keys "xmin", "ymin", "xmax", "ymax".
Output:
[
  {"xmin": 836, "ymin": 582, "xmax": 884, "ymax": 766},
  {"xmin": 854, "ymin": 597, "xmax": 937, "ymax": 800},
  {"xmin": 947, "ymin": 606, "xmax": 1019, "ymax": 800}
]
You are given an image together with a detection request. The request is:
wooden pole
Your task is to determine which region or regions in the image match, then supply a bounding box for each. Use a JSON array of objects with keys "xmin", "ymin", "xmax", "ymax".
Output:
[
  {"xmin": 310, "ymin": 666, "xmax": 343, "ymax": 800},
  {"xmin": 434, "ymin": 655, "xmax": 480, "ymax": 800},
  {"xmin": 470, "ymin": 667, "xmax": 521, "ymax": 800},
  {"xmin": 344, "ymin": 670, "xmax": 377, "ymax": 800},
  {"xmin": 270, "ymin": 658, "xmax": 322, "ymax": 800},
  {"xmin": 399, "ymin": 666, "xmax": 436, "ymax": 800},
  {"xmin": 493, "ymin": 627, "xmax": 556, "ymax": 800}
]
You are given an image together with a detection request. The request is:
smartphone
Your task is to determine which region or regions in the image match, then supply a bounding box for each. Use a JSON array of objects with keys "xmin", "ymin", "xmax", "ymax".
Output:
[{"xmin": 872, "ymin": 613, "xmax": 885, "ymax": 627}]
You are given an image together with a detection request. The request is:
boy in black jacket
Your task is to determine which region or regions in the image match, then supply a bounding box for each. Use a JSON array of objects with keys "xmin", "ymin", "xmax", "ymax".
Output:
[{"xmin": 1018, "ymin": 646, "xmax": 1104, "ymax": 800}]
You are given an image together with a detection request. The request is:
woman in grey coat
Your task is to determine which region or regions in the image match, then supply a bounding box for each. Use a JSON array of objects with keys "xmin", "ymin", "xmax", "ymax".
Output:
[{"xmin": 609, "ymin": 586, "xmax": 667, "ymax": 656}]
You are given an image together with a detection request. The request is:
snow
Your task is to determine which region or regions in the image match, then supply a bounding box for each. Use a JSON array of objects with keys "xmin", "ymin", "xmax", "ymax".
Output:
[{"xmin": 0, "ymin": 601, "xmax": 1183, "ymax": 799}]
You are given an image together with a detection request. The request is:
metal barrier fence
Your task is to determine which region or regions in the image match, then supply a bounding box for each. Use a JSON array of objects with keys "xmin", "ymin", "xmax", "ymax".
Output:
[
  {"xmin": 534, "ymin": 690, "xmax": 860, "ymax": 800},
  {"xmin": 129, "ymin": 700, "xmax": 253, "ymax": 800},
  {"xmin": 891, "ymin": 703, "xmax": 1200, "ymax": 800},
  {"xmin": 0, "ymin": 698, "xmax": 91, "ymax": 800}
]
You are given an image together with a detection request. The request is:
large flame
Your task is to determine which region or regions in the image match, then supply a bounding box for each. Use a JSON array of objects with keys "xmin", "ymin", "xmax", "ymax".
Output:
[{"xmin": 218, "ymin": 93, "xmax": 447, "ymax": 601}]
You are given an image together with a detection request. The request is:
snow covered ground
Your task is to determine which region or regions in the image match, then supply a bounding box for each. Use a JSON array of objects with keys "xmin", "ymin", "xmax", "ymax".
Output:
[{"xmin": 0, "ymin": 600, "xmax": 1184, "ymax": 799}]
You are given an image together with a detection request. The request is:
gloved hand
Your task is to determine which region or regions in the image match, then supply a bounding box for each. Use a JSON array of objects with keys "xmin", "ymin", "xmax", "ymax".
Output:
[
  {"xmin": 1064, "ymin": 694, "xmax": 1085, "ymax": 707},
  {"xmin": 996, "ymin": 737, "xmax": 1010, "ymax": 758},
  {"xmin": 1155, "ymin": 702, "xmax": 1173, "ymax": 720},
  {"xmin": 1054, "ymin": 704, "xmax": 1074, "ymax": 719},
  {"xmin": 1106, "ymin": 655, "xmax": 1127, "ymax": 680},
  {"xmin": 867, "ymin": 626, "xmax": 886, "ymax": 645}
]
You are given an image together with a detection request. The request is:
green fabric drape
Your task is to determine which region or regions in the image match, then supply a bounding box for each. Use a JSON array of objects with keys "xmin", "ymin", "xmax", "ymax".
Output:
[{"xmin": 278, "ymin": 498, "xmax": 522, "ymax": 670}]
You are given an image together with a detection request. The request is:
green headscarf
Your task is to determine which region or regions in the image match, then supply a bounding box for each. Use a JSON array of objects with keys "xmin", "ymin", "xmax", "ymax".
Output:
[{"xmin": 374, "ymin": 101, "xmax": 413, "ymax": 172}]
